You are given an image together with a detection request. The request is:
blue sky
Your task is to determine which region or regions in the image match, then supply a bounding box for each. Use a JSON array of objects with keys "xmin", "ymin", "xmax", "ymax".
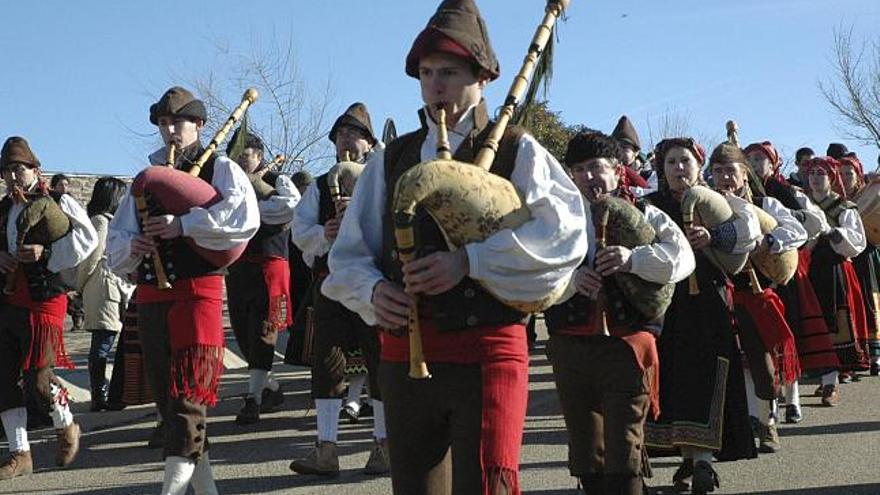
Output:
[{"xmin": 2, "ymin": 0, "xmax": 879, "ymax": 176}]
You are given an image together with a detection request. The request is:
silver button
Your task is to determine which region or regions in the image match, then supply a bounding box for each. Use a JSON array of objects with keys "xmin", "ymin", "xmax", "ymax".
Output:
[
  {"xmin": 463, "ymin": 288, "xmax": 475, "ymax": 298},
  {"xmin": 466, "ymin": 315, "xmax": 478, "ymax": 326}
]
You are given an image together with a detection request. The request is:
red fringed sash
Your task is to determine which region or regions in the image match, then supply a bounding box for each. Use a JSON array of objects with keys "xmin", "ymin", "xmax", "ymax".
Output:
[
  {"xmin": 138, "ymin": 275, "xmax": 225, "ymax": 406},
  {"xmin": 733, "ymin": 288, "xmax": 802, "ymax": 384},
  {"xmin": 8, "ymin": 270, "xmax": 73, "ymax": 370},
  {"xmin": 262, "ymin": 256, "xmax": 292, "ymax": 332}
]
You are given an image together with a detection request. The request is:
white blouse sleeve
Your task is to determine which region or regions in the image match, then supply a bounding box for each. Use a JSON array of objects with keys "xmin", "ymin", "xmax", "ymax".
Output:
[
  {"xmin": 762, "ymin": 197, "xmax": 807, "ymax": 253},
  {"xmin": 257, "ymin": 174, "xmax": 300, "ymax": 225},
  {"xmin": 106, "ymin": 190, "xmax": 142, "ymax": 276},
  {"xmin": 46, "ymin": 194, "xmax": 98, "ymax": 273},
  {"xmin": 725, "ymin": 195, "xmax": 763, "ymax": 254},
  {"xmin": 293, "ymin": 180, "xmax": 331, "ymax": 269},
  {"xmin": 463, "ymin": 134, "xmax": 588, "ymax": 305},
  {"xmin": 831, "ymin": 208, "xmax": 867, "ymax": 258},
  {"xmin": 629, "ymin": 204, "xmax": 695, "ymax": 284},
  {"xmin": 178, "ymin": 156, "xmax": 260, "ymax": 250},
  {"xmin": 322, "ymin": 153, "xmax": 388, "ymax": 325}
]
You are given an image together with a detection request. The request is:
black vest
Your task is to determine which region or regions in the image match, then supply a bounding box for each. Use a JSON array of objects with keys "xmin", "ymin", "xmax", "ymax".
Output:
[
  {"xmin": 0, "ymin": 191, "xmax": 70, "ymax": 301},
  {"xmin": 137, "ymin": 147, "xmax": 222, "ymax": 285},
  {"xmin": 310, "ymin": 173, "xmax": 337, "ymax": 275},
  {"xmin": 242, "ymin": 171, "xmax": 290, "ymax": 260},
  {"xmin": 380, "ymin": 103, "xmax": 528, "ymax": 332}
]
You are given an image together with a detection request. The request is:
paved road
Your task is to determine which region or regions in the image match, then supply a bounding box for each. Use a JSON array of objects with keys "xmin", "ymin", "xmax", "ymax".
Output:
[{"xmin": 2, "ymin": 323, "xmax": 878, "ymax": 495}]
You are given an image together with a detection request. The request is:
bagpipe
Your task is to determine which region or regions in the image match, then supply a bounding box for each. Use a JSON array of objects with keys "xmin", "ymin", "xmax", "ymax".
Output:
[
  {"xmin": 247, "ymin": 154, "xmax": 286, "ymax": 201},
  {"xmin": 591, "ymin": 196, "xmax": 675, "ymax": 327},
  {"xmin": 391, "ymin": 0, "xmax": 569, "ymax": 379},
  {"xmin": 133, "ymin": 88, "xmax": 259, "ymax": 290},
  {"xmin": 2, "ymin": 186, "xmax": 71, "ymax": 295}
]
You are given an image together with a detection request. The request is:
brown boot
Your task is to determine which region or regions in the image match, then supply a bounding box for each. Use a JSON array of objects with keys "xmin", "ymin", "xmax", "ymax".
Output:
[
  {"xmin": 56, "ymin": 422, "xmax": 81, "ymax": 467},
  {"xmin": 821, "ymin": 384, "xmax": 840, "ymax": 407},
  {"xmin": 0, "ymin": 451, "xmax": 33, "ymax": 480},
  {"xmin": 364, "ymin": 438, "xmax": 390, "ymax": 475},
  {"xmin": 289, "ymin": 441, "xmax": 339, "ymax": 476},
  {"xmin": 758, "ymin": 422, "xmax": 781, "ymax": 453}
]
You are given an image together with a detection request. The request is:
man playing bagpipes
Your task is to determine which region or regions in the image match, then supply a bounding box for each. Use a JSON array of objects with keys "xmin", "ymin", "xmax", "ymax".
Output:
[
  {"xmin": 107, "ymin": 87, "xmax": 259, "ymax": 495},
  {"xmin": 322, "ymin": 1, "xmax": 586, "ymax": 492},
  {"xmin": 742, "ymin": 141, "xmax": 837, "ymax": 424},
  {"xmin": 544, "ymin": 131, "xmax": 694, "ymax": 495},
  {"xmin": 708, "ymin": 142, "xmax": 805, "ymax": 454},
  {"xmin": 799, "ymin": 156, "xmax": 869, "ymax": 406},
  {"xmin": 223, "ymin": 129, "xmax": 299, "ymax": 425},
  {"xmin": 0, "ymin": 137, "xmax": 98, "ymax": 480},
  {"xmin": 288, "ymin": 102, "xmax": 390, "ymax": 476}
]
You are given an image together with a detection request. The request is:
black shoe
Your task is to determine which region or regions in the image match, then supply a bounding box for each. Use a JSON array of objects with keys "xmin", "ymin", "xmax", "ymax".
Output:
[
  {"xmin": 260, "ymin": 385, "xmax": 285, "ymax": 413},
  {"xmin": 147, "ymin": 422, "xmax": 165, "ymax": 449},
  {"xmin": 89, "ymin": 359, "xmax": 110, "ymax": 412},
  {"xmin": 672, "ymin": 458, "xmax": 693, "ymax": 492},
  {"xmin": 339, "ymin": 403, "xmax": 359, "ymax": 424},
  {"xmin": 871, "ymin": 362, "xmax": 880, "ymax": 376},
  {"xmin": 691, "ymin": 460, "xmax": 720, "ymax": 495},
  {"xmin": 236, "ymin": 396, "xmax": 261, "ymax": 425},
  {"xmin": 784, "ymin": 404, "xmax": 803, "ymax": 424}
]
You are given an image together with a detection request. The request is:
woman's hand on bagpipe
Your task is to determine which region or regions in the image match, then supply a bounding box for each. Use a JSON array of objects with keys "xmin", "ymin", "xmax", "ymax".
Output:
[
  {"xmin": 402, "ymin": 250, "xmax": 469, "ymax": 296},
  {"xmin": 324, "ymin": 217, "xmax": 341, "ymax": 242},
  {"xmin": 595, "ymin": 246, "xmax": 633, "ymax": 276},
  {"xmin": 130, "ymin": 235, "xmax": 157, "ymax": 258},
  {"xmin": 0, "ymin": 252, "xmax": 17, "ymax": 273},
  {"xmin": 687, "ymin": 225, "xmax": 712, "ymax": 249},
  {"xmin": 143, "ymin": 214, "xmax": 182, "ymax": 239},
  {"xmin": 372, "ymin": 280, "xmax": 411, "ymax": 331},
  {"xmin": 16, "ymin": 244, "xmax": 44, "ymax": 263},
  {"xmin": 574, "ymin": 266, "xmax": 603, "ymax": 300}
]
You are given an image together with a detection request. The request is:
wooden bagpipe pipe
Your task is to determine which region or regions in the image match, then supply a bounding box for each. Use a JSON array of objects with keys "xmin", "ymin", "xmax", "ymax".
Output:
[
  {"xmin": 133, "ymin": 88, "xmax": 259, "ymax": 290},
  {"xmin": 391, "ymin": 0, "xmax": 570, "ymax": 379},
  {"xmin": 2, "ymin": 185, "xmax": 72, "ymax": 295}
]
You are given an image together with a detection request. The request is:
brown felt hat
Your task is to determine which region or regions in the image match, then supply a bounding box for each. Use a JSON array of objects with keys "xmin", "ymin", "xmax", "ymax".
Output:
[
  {"xmin": 329, "ymin": 102, "xmax": 377, "ymax": 145},
  {"xmin": 709, "ymin": 142, "xmax": 748, "ymax": 166},
  {"xmin": 405, "ymin": 0, "xmax": 500, "ymax": 81},
  {"xmin": 611, "ymin": 115, "xmax": 641, "ymax": 151},
  {"xmin": 149, "ymin": 86, "xmax": 207, "ymax": 125},
  {"xmin": 0, "ymin": 136, "xmax": 41, "ymax": 170}
]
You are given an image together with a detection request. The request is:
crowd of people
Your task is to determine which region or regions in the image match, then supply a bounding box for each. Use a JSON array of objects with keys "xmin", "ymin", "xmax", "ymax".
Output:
[{"xmin": 1, "ymin": 1, "xmax": 879, "ymax": 494}]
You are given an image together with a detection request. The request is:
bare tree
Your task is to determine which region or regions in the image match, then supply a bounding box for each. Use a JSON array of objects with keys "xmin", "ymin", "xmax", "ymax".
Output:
[
  {"xmin": 643, "ymin": 106, "xmax": 721, "ymax": 152},
  {"xmin": 819, "ymin": 25, "xmax": 880, "ymax": 152},
  {"xmin": 186, "ymin": 35, "xmax": 337, "ymax": 174}
]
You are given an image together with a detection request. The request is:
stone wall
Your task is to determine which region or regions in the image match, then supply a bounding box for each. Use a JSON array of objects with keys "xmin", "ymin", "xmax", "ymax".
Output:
[{"xmin": 0, "ymin": 172, "xmax": 131, "ymax": 207}]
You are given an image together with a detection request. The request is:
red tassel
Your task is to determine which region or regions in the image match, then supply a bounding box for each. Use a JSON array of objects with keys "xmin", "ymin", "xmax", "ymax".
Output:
[
  {"xmin": 169, "ymin": 345, "xmax": 225, "ymax": 407},
  {"xmin": 484, "ymin": 467, "xmax": 520, "ymax": 495}
]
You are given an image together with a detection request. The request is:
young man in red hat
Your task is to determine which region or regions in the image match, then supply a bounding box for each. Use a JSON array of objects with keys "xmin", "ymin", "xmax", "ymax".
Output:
[
  {"xmin": 322, "ymin": 1, "xmax": 587, "ymax": 492},
  {"xmin": 289, "ymin": 102, "xmax": 390, "ymax": 476},
  {"xmin": 0, "ymin": 136, "xmax": 98, "ymax": 480},
  {"xmin": 107, "ymin": 86, "xmax": 259, "ymax": 495}
]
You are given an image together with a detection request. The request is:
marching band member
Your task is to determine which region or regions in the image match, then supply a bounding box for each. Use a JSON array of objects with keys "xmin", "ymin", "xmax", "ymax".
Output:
[
  {"xmin": 710, "ymin": 142, "xmax": 805, "ymax": 453},
  {"xmin": 107, "ymin": 87, "xmax": 259, "ymax": 495},
  {"xmin": 545, "ymin": 131, "xmax": 694, "ymax": 495},
  {"xmin": 225, "ymin": 130, "xmax": 299, "ymax": 425},
  {"xmin": 289, "ymin": 103, "xmax": 390, "ymax": 476},
  {"xmin": 0, "ymin": 137, "xmax": 97, "ymax": 480},
  {"xmin": 322, "ymin": 0, "xmax": 586, "ymax": 491},
  {"xmin": 800, "ymin": 156, "xmax": 869, "ymax": 406}
]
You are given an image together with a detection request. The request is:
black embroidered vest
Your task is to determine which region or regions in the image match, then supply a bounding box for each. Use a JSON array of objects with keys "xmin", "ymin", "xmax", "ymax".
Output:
[{"xmin": 380, "ymin": 103, "xmax": 528, "ymax": 332}]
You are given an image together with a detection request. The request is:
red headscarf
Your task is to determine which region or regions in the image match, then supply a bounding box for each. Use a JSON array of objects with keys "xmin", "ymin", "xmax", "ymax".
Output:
[
  {"xmin": 744, "ymin": 141, "xmax": 789, "ymax": 185},
  {"xmin": 653, "ymin": 137, "xmax": 706, "ymax": 193},
  {"xmin": 804, "ymin": 156, "xmax": 845, "ymax": 198}
]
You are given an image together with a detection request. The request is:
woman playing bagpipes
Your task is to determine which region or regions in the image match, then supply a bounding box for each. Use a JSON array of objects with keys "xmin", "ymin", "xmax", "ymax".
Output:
[
  {"xmin": 321, "ymin": 1, "xmax": 587, "ymax": 492},
  {"xmin": 643, "ymin": 138, "xmax": 761, "ymax": 495},
  {"xmin": 708, "ymin": 142, "xmax": 805, "ymax": 455},
  {"xmin": 836, "ymin": 156, "xmax": 879, "ymax": 375},
  {"xmin": 543, "ymin": 131, "xmax": 694, "ymax": 495},
  {"xmin": 743, "ymin": 141, "xmax": 840, "ymax": 424},
  {"xmin": 799, "ymin": 156, "xmax": 869, "ymax": 406},
  {"xmin": 0, "ymin": 137, "xmax": 98, "ymax": 480},
  {"xmin": 106, "ymin": 86, "xmax": 259, "ymax": 495},
  {"xmin": 289, "ymin": 103, "xmax": 391, "ymax": 476}
]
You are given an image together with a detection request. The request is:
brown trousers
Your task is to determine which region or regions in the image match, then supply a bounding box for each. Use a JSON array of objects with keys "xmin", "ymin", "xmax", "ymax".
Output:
[
  {"xmin": 0, "ymin": 304, "xmax": 61, "ymax": 414},
  {"xmin": 310, "ymin": 292, "xmax": 380, "ymax": 400},
  {"xmin": 547, "ymin": 334, "xmax": 650, "ymax": 479},
  {"xmin": 139, "ymin": 301, "xmax": 209, "ymax": 460}
]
